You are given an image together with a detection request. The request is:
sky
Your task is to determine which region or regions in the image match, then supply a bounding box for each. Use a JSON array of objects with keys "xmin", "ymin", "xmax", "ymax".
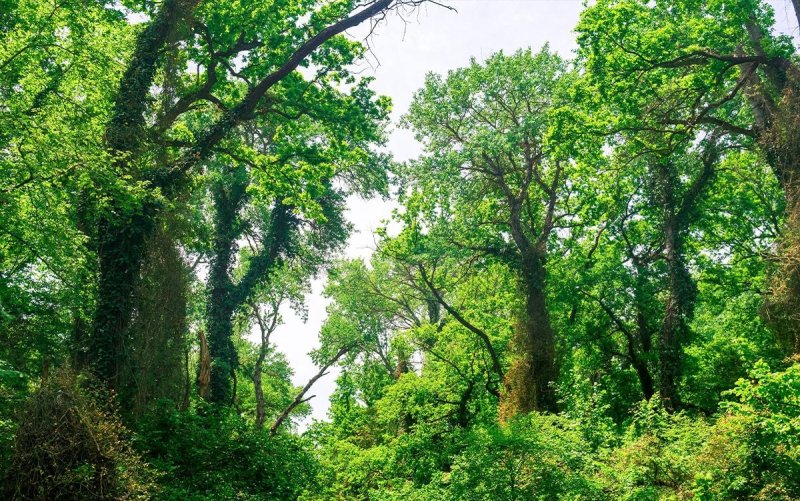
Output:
[{"xmin": 266, "ymin": 0, "xmax": 800, "ymax": 429}]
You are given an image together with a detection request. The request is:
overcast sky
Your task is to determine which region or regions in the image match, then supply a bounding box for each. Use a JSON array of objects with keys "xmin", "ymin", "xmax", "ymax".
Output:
[{"xmin": 266, "ymin": 0, "xmax": 800, "ymax": 429}]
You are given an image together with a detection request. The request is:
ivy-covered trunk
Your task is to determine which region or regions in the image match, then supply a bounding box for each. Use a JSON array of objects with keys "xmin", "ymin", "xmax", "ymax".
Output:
[
  {"xmin": 761, "ymin": 81, "xmax": 800, "ymax": 353},
  {"xmin": 204, "ymin": 164, "xmax": 296, "ymax": 404},
  {"xmin": 743, "ymin": 21, "xmax": 800, "ymax": 353},
  {"xmin": 503, "ymin": 250, "xmax": 557, "ymax": 415},
  {"xmin": 205, "ymin": 170, "xmax": 248, "ymax": 404},
  {"xmin": 91, "ymin": 209, "xmax": 156, "ymax": 391},
  {"xmin": 87, "ymin": 0, "xmax": 197, "ymax": 390},
  {"xmin": 206, "ymin": 291, "xmax": 237, "ymax": 405},
  {"xmin": 651, "ymin": 160, "xmax": 701, "ymax": 412},
  {"xmin": 658, "ymin": 214, "xmax": 691, "ymax": 411}
]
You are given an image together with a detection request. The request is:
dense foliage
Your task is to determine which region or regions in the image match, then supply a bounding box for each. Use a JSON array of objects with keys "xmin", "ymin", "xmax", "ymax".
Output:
[{"xmin": 2, "ymin": 0, "xmax": 800, "ymax": 499}]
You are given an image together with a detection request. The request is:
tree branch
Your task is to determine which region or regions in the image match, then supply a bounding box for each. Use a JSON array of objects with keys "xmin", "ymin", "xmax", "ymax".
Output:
[
  {"xmin": 417, "ymin": 264, "xmax": 504, "ymax": 384},
  {"xmin": 269, "ymin": 345, "xmax": 351, "ymax": 435}
]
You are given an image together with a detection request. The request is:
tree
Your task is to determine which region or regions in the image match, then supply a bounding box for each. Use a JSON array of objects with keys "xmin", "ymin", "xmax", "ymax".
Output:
[
  {"xmin": 401, "ymin": 47, "xmax": 576, "ymax": 413},
  {"xmin": 568, "ymin": 138, "xmax": 723, "ymax": 410},
  {"xmin": 86, "ymin": 0, "xmax": 432, "ymax": 393},
  {"xmin": 0, "ymin": 0, "xmax": 133, "ymax": 434},
  {"xmin": 199, "ymin": 73, "xmax": 389, "ymax": 404},
  {"xmin": 576, "ymin": 0, "xmax": 800, "ymax": 351}
]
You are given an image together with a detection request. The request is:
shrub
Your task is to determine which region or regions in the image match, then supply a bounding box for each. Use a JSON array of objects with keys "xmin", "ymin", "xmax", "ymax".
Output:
[
  {"xmin": 3, "ymin": 367, "xmax": 156, "ymax": 500},
  {"xmin": 445, "ymin": 414, "xmax": 602, "ymax": 500},
  {"xmin": 599, "ymin": 400, "xmax": 709, "ymax": 500},
  {"xmin": 714, "ymin": 359, "xmax": 800, "ymax": 499},
  {"xmin": 136, "ymin": 401, "xmax": 318, "ymax": 500}
]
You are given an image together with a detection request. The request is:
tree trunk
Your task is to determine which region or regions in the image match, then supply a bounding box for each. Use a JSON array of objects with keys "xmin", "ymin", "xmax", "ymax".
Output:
[
  {"xmin": 502, "ymin": 251, "xmax": 557, "ymax": 415},
  {"xmin": 740, "ymin": 25, "xmax": 800, "ymax": 351},
  {"xmin": 656, "ymin": 174, "xmax": 697, "ymax": 411},
  {"xmin": 204, "ymin": 173, "xmax": 247, "ymax": 404},
  {"xmin": 181, "ymin": 347, "xmax": 190, "ymax": 411},
  {"xmin": 659, "ymin": 218, "xmax": 687, "ymax": 411},
  {"xmin": 760, "ymin": 79, "xmax": 800, "ymax": 353},
  {"xmin": 254, "ymin": 350, "xmax": 266, "ymax": 428},
  {"xmin": 205, "ymin": 192, "xmax": 295, "ymax": 405},
  {"xmin": 791, "ymin": 0, "xmax": 800, "ymax": 36},
  {"xmin": 252, "ymin": 303, "xmax": 278, "ymax": 428},
  {"xmin": 88, "ymin": 0, "xmax": 197, "ymax": 389},
  {"xmin": 633, "ymin": 355, "xmax": 655, "ymax": 401},
  {"xmin": 197, "ymin": 330, "xmax": 211, "ymax": 400},
  {"xmin": 634, "ymin": 280, "xmax": 656, "ymax": 400},
  {"xmin": 394, "ymin": 351, "xmax": 414, "ymax": 433},
  {"xmin": 91, "ymin": 212, "xmax": 155, "ymax": 390},
  {"xmin": 206, "ymin": 293, "xmax": 236, "ymax": 404}
]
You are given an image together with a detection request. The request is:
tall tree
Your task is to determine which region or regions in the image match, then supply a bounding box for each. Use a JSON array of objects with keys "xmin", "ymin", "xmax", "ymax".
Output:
[
  {"xmin": 0, "ymin": 0, "xmax": 130, "ymax": 392},
  {"xmin": 402, "ymin": 48, "xmax": 575, "ymax": 413},
  {"xmin": 201, "ymin": 75, "xmax": 389, "ymax": 404},
  {"xmin": 594, "ymin": 142, "xmax": 720, "ymax": 410},
  {"xmin": 576, "ymin": 0, "xmax": 800, "ymax": 351},
  {"xmin": 86, "ymin": 0, "xmax": 431, "ymax": 391}
]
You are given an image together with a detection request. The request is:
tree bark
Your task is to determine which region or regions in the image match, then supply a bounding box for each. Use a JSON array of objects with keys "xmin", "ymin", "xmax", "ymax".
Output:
[
  {"xmin": 652, "ymin": 157, "xmax": 709, "ymax": 411},
  {"xmin": 205, "ymin": 184, "xmax": 295, "ymax": 404},
  {"xmin": 659, "ymin": 213, "xmax": 688, "ymax": 411},
  {"xmin": 503, "ymin": 251, "xmax": 558, "ymax": 415}
]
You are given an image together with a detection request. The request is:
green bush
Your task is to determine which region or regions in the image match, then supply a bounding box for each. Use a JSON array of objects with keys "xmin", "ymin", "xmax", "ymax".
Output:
[
  {"xmin": 0, "ymin": 361, "xmax": 28, "ymax": 473},
  {"xmin": 136, "ymin": 402, "xmax": 318, "ymax": 500},
  {"xmin": 2, "ymin": 368, "xmax": 156, "ymax": 500},
  {"xmin": 599, "ymin": 400, "xmax": 709, "ymax": 500},
  {"xmin": 444, "ymin": 414, "xmax": 602, "ymax": 500},
  {"xmin": 705, "ymin": 360, "xmax": 800, "ymax": 499}
]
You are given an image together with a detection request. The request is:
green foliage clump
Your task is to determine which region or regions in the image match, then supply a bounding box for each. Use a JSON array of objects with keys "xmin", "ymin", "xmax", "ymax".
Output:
[
  {"xmin": 595, "ymin": 362, "xmax": 800, "ymax": 500},
  {"xmin": 598, "ymin": 401, "xmax": 711, "ymax": 499},
  {"xmin": 308, "ymin": 362, "xmax": 800, "ymax": 500},
  {"xmin": 0, "ymin": 361, "xmax": 28, "ymax": 472},
  {"xmin": 710, "ymin": 360, "xmax": 800, "ymax": 499},
  {"xmin": 136, "ymin": 402, "xmax": 318, "ymax": 500},
  {"xmin": 2, "ymin": 368, "xmax": 156, "ymax": 500},
  {"xmin": 444, "ymin": 415, "xmax": 602, "ymax": 500}
]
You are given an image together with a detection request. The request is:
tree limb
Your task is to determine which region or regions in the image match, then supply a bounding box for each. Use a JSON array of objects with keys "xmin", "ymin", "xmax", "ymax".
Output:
[{"xmin": 269, "ymin": 345, "xmax": 351, "ymax": 435}]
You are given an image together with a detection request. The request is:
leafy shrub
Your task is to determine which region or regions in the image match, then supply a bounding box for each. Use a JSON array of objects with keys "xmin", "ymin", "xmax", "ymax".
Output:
[
  {"xmin": 136, "ymin": 401, "xmax": 318, "ymax": 500},
  {"xmin": 692, "ymin": 413, "xmax": 757, "ymax": 500},
  {"xmin": 600, "ymin": 401, "xmax": 708, "ymax": 500},
  {"xmin": 705, "ymin": 359, "xmax": 800, "ymax": 499},
  {"xmin": 302, "ymin": 439, "xmax": 399, "ymax": 500},
  {"xmin": 0, "ymin": 361, "xmax": 28, "ymax": 473},
  {"xmin": 3, "ymin": 368, "xmax": 156, "ymax": 500},
  {"xmin": 684, "ymin": 293, "xmax": 782, "ymax": 412},
  {"xmin": 444, "ymin": 414, "xmax": 602, "ymax": 500},
  {"xmin": 599, "ymin": 361, "xmax": 800, "ymax": 500}
]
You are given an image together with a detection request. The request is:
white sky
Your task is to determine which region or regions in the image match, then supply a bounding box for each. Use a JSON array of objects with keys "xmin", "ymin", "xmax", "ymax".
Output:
[{"xmin": 266, "ymin": 0, "xmax": 800, "ymax": 430}]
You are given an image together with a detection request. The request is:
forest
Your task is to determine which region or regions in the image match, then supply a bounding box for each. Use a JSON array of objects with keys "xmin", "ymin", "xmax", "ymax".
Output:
[{"xmin": 2, "ymin": 0, "xmax": 800, "ymax": 498}]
